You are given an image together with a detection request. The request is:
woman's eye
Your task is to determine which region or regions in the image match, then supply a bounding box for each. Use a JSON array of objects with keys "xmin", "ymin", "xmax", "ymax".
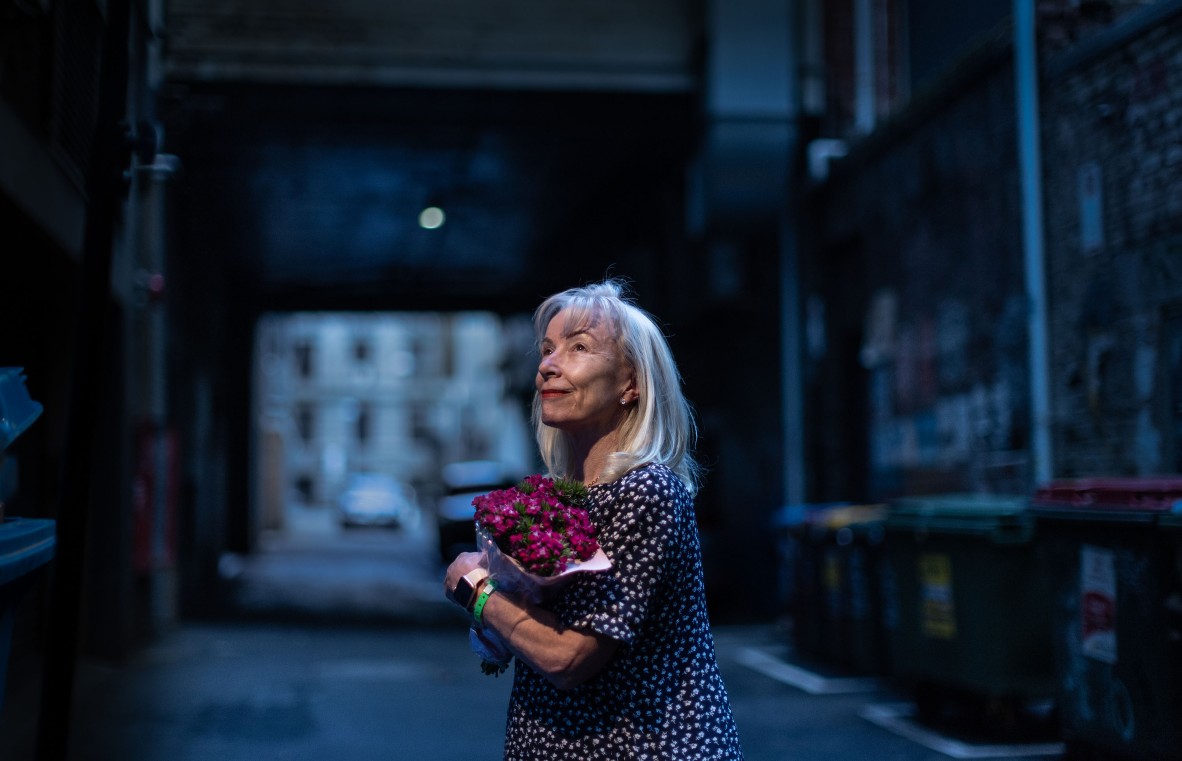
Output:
[{"xmin": 573, "ymin": 343, "xmax": 587, "ymax": 352}]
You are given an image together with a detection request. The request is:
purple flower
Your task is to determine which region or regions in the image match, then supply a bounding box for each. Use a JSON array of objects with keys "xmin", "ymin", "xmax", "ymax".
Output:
[{"xmin": 472, "ymin": 475, "xmax": 599, "ymax": 576}]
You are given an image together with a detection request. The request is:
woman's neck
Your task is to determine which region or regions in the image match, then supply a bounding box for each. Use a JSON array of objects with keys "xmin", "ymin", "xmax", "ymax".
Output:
[{"xmin": 573, "ymin": 430, "xmax": 620, "ymax": 485}]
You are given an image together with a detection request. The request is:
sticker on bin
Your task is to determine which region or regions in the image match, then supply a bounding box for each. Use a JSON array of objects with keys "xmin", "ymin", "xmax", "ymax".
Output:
[
  {"xmin": 919, "ymin": 552, "xmax": 956, "ymax": 639},
  {"xmin": 1080, "ymin": 544, "xmax": 1117, "ymax": 664}
]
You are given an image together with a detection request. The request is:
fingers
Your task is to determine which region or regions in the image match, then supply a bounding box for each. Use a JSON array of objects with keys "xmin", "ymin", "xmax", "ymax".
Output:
[{"xmin": 443, "ymin": 551, "xmax": 485, "ymax": 597}]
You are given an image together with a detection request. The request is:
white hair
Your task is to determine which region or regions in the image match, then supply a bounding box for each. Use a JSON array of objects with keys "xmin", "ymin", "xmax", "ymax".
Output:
[{"xmin": 531, "ymin": 279, "xmax": 703, "ymax": 494}]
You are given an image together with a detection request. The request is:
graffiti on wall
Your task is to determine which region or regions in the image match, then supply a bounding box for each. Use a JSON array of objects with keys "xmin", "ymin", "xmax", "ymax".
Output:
[
  {"xmin": 864, "ymin": 293, "xmax": 1023, "ymax": 483},
  {"xmin": 870, "ymin": 374, "xmax": 1015, "ymax": 470}
]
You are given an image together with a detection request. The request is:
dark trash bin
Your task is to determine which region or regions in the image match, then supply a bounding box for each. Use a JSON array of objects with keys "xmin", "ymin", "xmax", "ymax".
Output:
[
  {"xmin": 779, "ymin": 503, "xmax": 888, "ymax": 673},
  {"xmin": 774, "ymin": 502, "xmax": 848, "ymax": 663},
  {"xmin": 1031, "ymin": 477, "xmax": 1182, "ymax": 761},
  {"xmin": 0, "ymin": 517, "xmax": 56, "ymax": 716},
  {"xmin": 883, "ymin": 493, "xmax": 1055, "ymax": 722},
  {"xmin": 810, "ymin": 504, "xmax": 891, "ymax": 675}
]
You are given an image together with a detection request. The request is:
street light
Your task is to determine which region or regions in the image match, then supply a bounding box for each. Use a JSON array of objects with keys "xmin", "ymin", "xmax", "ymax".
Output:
[{"xmin": 419, "ymin": 205, "xmax": 445, "ymax": 230}]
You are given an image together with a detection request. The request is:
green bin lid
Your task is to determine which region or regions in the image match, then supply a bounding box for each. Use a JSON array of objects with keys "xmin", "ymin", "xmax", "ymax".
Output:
[
  {"xmin": 0, "ymin": 517, "xmax": 56, "ymax": 586},
  {"xmin": 1031, "ymin": 477, "xmax": 1182, "ymax": 524},
  {"xmin": 885, "ymin": 493, "xmax": 1032, "ymax": 542}
]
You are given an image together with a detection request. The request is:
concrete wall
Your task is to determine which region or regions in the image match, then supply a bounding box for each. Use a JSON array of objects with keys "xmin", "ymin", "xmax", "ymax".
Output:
[
  {"xmin": 1, "ymin": 0, "xmax": 173, "ymax": 666},
  {"xmin": 164, "ymin": 0, "xmax": 701, "ymax": 92}
]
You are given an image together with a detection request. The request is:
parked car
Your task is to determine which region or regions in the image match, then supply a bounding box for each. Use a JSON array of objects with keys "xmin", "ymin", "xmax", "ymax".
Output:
[
  {"xmin": 436, "ymin": 460, "xmax": 516, "ymax": 562},
  {"xmin": 336, "ymin": 472, "xmax": 417, "ymax": 529}
]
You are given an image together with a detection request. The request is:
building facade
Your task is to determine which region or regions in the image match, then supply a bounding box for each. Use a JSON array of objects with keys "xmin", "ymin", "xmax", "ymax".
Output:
[{"xmin": 253, "ymin": 311, "xmax": 535, "ymax": 530}]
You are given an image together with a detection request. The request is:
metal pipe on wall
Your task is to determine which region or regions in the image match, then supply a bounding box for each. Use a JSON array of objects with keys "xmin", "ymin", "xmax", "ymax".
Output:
[
  {"xmin": 1013, "ymin": 0, "xmax": 1053, "ymax": 485},
  {"xmin": 853, "ymin": 0, "xmax": 876, "ymax": 133}
]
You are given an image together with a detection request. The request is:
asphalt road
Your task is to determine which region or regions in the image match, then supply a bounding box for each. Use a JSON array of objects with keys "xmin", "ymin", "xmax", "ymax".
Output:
[
  {"xmin": 45, "ymin": 622, "xmax": 1064, "ymax": 761},
  {"xmin": 2, "ymin": 505, "xmax": 1067, "ymax": 760}
]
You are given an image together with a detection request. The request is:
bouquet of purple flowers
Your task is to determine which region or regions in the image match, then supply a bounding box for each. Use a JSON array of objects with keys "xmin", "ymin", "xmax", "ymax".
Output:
[
  {"xmin": 474, "ymin": 474, "xmax": 604, "ymax": 580},
  {"xmin": 468, "ymin": 475, "xmax": 611, "ymax": 674}
]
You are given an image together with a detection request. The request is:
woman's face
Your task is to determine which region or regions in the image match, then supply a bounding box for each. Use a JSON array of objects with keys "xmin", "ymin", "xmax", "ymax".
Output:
[{"xmin": 536, "ymin": 309, "xmax": 634, "ymax": 436}]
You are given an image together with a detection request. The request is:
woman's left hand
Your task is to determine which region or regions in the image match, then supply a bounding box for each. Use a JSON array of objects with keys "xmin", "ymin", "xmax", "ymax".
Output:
[{"xmin": 443, "ymin": 551, "xmax": 484, "ymax": 601}]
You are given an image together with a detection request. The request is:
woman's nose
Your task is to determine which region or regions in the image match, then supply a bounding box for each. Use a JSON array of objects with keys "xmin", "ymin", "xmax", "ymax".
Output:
[{"xmin": 538, "ymin": 353, "xmax": 559, "ymax": 377}]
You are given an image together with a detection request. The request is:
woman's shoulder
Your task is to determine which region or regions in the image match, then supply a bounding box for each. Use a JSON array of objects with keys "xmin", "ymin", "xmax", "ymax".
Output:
[{"xmin": 614, "ymin": 463, "xmax": 689, "ymax": 499}]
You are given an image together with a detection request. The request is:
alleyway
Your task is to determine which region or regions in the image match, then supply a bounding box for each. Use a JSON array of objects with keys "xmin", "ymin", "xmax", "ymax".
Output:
[{"xmin": 3, "ymin": 505, "xmax": 1066, "ymax": 761}]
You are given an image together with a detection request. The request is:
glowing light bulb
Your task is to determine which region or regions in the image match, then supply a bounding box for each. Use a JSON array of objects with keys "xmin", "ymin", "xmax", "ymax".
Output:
[{"xmin": 419, "ymin": 206, "xmax": 445, "ymax": 229}]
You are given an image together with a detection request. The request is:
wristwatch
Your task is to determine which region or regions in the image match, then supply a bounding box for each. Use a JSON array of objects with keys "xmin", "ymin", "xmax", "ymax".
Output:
[{"xmin": 451, "ymin": 567, "xmax": 490, "ymax": 609}]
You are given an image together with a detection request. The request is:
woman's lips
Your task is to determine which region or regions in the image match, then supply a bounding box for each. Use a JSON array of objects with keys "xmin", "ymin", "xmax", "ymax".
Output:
[{"xmin": 540, "ymin": 390, "xmax": 568, "ymax": 399}]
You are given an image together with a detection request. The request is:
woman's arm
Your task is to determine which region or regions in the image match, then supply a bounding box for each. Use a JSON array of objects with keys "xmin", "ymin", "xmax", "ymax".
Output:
[
  {"xmin": 481, "ymin": 585, "xmax": 619, "ymax": 690},
  {"xmin": 445, "ymin": 552, "xmax": 619, "ymax": 690}
]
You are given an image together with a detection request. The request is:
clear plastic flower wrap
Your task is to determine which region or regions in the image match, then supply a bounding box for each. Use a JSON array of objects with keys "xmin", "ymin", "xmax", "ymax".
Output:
[{"xmin": 467, "ymin": 476, "xmax": 612, "ymax": 675}]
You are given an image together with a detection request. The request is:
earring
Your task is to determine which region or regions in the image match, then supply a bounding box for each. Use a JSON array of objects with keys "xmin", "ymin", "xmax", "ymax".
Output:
[{"xmin": 620, "ymin": 398, "xmax": 627, "ymax": 405}]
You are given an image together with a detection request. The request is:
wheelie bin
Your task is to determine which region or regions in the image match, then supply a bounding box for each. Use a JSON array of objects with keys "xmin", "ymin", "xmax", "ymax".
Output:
[
  {"xmin": 882, "ymin": 493, "xmax": 1055, "ymax": 722},
  {"xmin": 1031, "ymin": 478, "xmax": 1182, "ymax": 761},
  {"xmin": 774, "ymin": 502, "xmax": 848, "ymax": 664},
  {"xmin": 830, "ymin": 505, "xmax": 891, "ymax": 675},
  {"xmin": 776, "ymin": 503, "xmax": 837, "ymax": 659},
  {"xmin": 782, "ymin": 504, "xmax": 889, "ymax": 673}
]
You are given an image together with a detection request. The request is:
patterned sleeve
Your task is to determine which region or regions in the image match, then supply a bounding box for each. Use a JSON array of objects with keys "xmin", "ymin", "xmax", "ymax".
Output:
[{"xmin": 557, "ymin": 466, "xmax": 682, "ymax": 644}]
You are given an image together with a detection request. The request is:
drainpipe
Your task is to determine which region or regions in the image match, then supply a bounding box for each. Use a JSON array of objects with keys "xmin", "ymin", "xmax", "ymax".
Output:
[
  {"xmin": 1013, "ymin": 0, "xmax": 1053, "ymax": 485},
  {"xmin": 853, "ymin": 0, "xmax": 876, "ymax": 134},
  {"xmin": 781, "ymin": 213, "xmax": 805, "ymax": 505}
]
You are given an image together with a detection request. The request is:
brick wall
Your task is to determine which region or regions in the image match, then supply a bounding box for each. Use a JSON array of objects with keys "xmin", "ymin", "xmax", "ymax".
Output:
[
  {"xmin": 801, "ymin": 1, "xmax": 1182, "ymax": 498},
  {"xmin": 801, "ymin": 34, "xmax": 1032, "ymax": 500},
  {"xmin": 1040, "ymin": 2, "xmax": 1182, "ymax": 476}
]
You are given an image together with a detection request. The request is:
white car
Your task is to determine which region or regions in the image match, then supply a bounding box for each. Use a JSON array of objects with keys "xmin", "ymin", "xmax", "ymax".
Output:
[{"xmin": 337, "ymin": 472, "xmax": 416, "ymax": 528}]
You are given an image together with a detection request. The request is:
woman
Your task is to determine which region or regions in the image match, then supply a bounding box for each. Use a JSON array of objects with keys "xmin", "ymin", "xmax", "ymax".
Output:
[{"xmin": 444, "ymin": 280, "xmax": 744, "ymax": 760}]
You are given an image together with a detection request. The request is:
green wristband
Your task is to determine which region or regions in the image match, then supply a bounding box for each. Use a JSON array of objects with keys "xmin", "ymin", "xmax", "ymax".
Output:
[{"xmin": 471, "ymin": 579, "xmax": 498, "ymax": 628}]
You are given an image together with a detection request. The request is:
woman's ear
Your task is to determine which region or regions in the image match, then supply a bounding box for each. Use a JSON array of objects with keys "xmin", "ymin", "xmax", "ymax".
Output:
[{"xmin": 620, "ymin": 377, "xmax": 638, "ymax": 405}]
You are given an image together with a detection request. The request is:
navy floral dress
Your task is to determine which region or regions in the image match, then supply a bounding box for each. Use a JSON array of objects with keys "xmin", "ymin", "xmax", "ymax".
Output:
[{"xmin": 502, "ymin": 463, "xmax": 744, "ymax": 760}]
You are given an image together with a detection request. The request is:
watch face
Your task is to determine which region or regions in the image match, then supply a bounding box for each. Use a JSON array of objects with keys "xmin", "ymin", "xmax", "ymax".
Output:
[
  {"xmin": 452, "ymin": 568, "xmax": 488, "ymax": 607},
  {"xmin": 452, "ymin": 578, "xmax": 474, "ymax": 607}
]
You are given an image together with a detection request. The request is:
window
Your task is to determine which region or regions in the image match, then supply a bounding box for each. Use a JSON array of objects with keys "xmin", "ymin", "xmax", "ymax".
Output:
[
  {"xmin": 356, "ymin": 402, "xmax": 372, "ymax": 445},
  {"xmin": 294, "ymin": 474, "xmax": 314, "ymax": 503},
  {"xmin": 295, "ymin": 402, "xmax": 315, "ymax": 443},
  {"xmin": 294, "ymin": 339, "xmax": 314, "ymax": 378}
]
